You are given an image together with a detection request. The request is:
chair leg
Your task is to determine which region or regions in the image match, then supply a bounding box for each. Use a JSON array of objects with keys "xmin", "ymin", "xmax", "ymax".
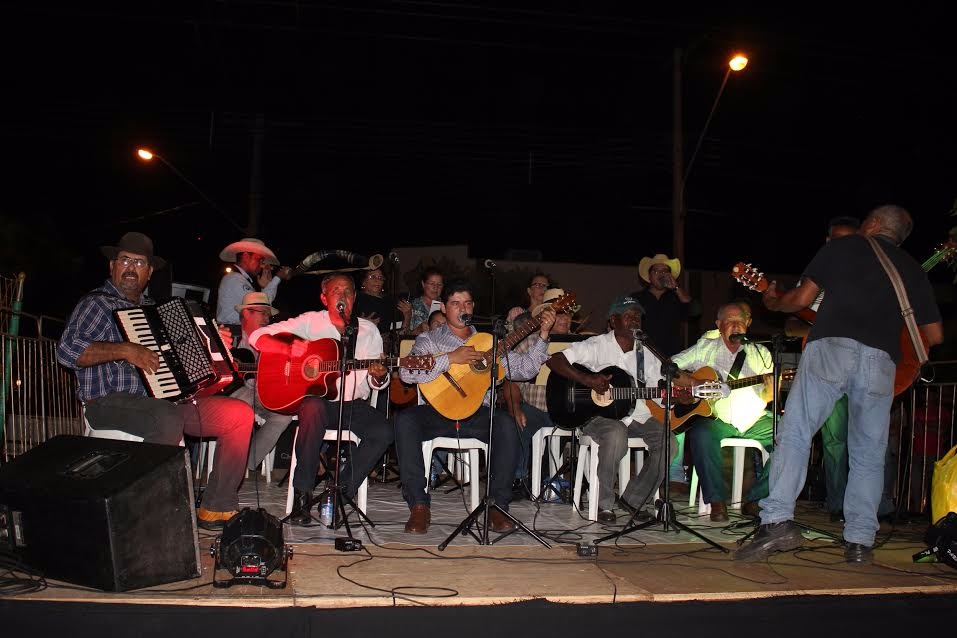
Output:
[
  {"xmin": 588, "ymin": 441, "xmax": 599, "ymax": 521},
  {"xmin": 469, "ymin": 449, "xmax": 480, "ymax": 511},
  {"xmin": 531, "ymin": 430, "xmax": 544, "ymax": 499},
  {"xmin": 573, "ymin": 443, "xmax": 587, "ymax": 512},
  {"xmin": 285, "ymin": 430, "xmax": 299, "ymax": 514}
]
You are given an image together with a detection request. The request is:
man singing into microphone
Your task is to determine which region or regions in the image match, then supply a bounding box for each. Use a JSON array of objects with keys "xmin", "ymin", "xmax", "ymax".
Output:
[
  {"xmin": 671, "ymin": 302, "xmax": 775, "ymax": 522},
  {"xmin": 249, "ymin": 273, "xmax": 394, "ymax": 525}
]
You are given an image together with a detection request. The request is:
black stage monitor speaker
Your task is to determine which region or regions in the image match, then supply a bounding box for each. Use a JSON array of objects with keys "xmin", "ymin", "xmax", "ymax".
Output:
[{"xmin": 0, "ymin": 435, "xmax": 201, "ymax": 591}]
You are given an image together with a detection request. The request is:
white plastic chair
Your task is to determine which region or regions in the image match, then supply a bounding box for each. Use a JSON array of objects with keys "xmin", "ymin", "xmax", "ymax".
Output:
[
  {"xmin": 283, "ymin": 421, "xmax": 369, "ymax": 516},
  {"xmin": 422, "ymin": 436, "xmax": 488, "ymax": 512},
  {"xmin": 573, "ymin": 434, "xmax": 651, "ymax": 521},
  {"xmin": 689, "ymin": 437, "xmax": 770, "ymax": 515},
  {"xmin": 530, "ymin": 426, "xmax": 569, "ymax": 499}
]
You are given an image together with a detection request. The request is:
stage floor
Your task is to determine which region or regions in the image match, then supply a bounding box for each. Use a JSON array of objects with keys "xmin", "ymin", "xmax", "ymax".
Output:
[{"xmin": 9, "ymin": 476, "xmax": 957, "ymax": 607}]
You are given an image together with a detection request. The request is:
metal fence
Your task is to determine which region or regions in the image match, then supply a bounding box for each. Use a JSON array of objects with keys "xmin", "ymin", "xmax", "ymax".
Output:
[{"xmin": 1, "ymin": 307, "xmax": 83, "ymax": 461}]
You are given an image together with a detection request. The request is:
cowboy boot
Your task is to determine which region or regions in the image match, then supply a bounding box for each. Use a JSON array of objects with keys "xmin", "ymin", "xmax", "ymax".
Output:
[{"xmin": 290, "ymin": 489, "xmax": 314, "ymax": 526}]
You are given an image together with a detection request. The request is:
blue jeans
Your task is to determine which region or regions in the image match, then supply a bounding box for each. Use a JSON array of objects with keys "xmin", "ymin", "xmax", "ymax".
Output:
[
  {"xmin": 760, "ymin": 338, "xmax": 896, "ymax": 546},
  {"xmin": 686, "ymin": 413, "xmax": 774, "ymax": 505}
]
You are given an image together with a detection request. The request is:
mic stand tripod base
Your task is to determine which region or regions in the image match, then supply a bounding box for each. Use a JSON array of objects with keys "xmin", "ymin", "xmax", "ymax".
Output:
[
  {"xmin": 437, "ymin": 498, "xmax": 551, "ymax": 551},
  {"xmin": 593, "ymin": 498, "xmax": 729, "ymax": 553}
]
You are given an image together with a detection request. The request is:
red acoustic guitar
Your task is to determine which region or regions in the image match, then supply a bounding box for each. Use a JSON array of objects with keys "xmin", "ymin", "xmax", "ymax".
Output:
[
  {"xmin": 256, "ymin": 335, "xmax": 434, "ymax": 414},
  {"xmin": 731, "ymin": 239, "xmax": 956, "ymax": 397}
]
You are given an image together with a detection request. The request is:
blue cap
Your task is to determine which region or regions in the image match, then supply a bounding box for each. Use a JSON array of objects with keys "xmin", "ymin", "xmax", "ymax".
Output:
[{"xmin": 607, "ymin": 296, "xmax": 644, "ymax": 318}]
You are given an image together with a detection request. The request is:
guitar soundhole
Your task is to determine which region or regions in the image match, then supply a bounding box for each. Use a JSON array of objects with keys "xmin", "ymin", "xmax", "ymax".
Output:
[
  {"xmin": 471, "ymin": 359, "xmax": 489, "ymax": 373},
  {"xmin": 301, "ymin": 356, "xmax": 321, "ymax": 380}
]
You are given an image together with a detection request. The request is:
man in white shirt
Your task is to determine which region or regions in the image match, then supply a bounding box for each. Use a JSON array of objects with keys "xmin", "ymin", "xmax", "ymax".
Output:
[
  {"xmin": 672, "ymin": 302, "xmax": 774, "ymax": 522},
  {"xmin": 249, "ymin": 273, "xmax": 393, "ymax": 525},
  {"xmin": 546, "ymin": 296, "xmax": 677, "ymax": 524}
]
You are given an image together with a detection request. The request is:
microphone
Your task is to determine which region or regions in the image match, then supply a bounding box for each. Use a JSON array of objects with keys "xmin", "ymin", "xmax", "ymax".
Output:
[
  {"xmin": 460, "ymin": 313, "xmax": 473, "ymax": 326},
  {"xmin": 336, "ymin": 300, "xmax": 346, "ymax": 316},
  {"xmin": 729, "ymin": 333, "xmax": 752, "ymax": 344},
  {"xmin": 388, "ymin": 251, "xmax": 399, "ymax": 264},
  {"xmin": 484, "ymin": 259, "xmax": 496, "ymax": 270}
]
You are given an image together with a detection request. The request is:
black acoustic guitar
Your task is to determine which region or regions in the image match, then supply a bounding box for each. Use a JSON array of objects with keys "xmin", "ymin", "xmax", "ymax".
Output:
[{"xmin": 545, "ymin": 364, "xmax": 698, "ymax": 430}]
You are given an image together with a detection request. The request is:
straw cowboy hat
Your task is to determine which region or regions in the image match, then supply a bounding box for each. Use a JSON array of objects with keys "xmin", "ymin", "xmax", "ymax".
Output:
[
  {"xmin": 234, "ymin": 291, "xmax": 279, "ymax": 316},
  {"xmin": 638, "ymin": 254, "xmax": 681, "ymax": 283},
  {"xmin": 100, "ymin": 231, "xmax": 166, "ymax": 269},
  {"xmin": 532, "ymin": 288, "xmax": 581, "ymax": 317},
  {"xmin": 219, "ymin": 238, "xmax": 279, "ymax": 266}
]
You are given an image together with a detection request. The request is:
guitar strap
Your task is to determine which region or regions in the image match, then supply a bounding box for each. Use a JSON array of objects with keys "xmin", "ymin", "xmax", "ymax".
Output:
[
  {"xmin": 864, "ymin": 236, "xmax": 929, "ymax": 365},
  {"xmin": 635, "ymin": 345, "xmax": 645, "ymax": 385},
  {"xmin": 727, "ymin": 350, "xmax": 746, "ymax": 381}
]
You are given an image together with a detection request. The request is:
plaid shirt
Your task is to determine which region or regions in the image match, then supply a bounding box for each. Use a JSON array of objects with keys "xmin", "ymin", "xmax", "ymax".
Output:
[
  {"xmin": 399, "ymin": 323, "xmax": 549, "ymax": 407},
  {"xmin": 57, "ymin": 280, "xmax": 151, "ymax": 403}
]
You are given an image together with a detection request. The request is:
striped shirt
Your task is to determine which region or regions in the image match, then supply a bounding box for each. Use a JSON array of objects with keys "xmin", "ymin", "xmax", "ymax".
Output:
[
  {"xmin": 399, "ymin": 323, "xmax": 549, "ymax": 407},
  {"xmin": 56, "ymin": 280, "xmax": 151, "ymax": 403}
]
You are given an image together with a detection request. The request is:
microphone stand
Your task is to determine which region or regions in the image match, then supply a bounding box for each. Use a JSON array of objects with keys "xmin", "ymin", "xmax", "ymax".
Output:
[
  {"xmin": 594, "ymin": 356, "xmax": 728, "ymax": 552},
  {"xmin": 328, "ymin": 309, "xmax": 376, "ymax": 535},
  {"xmin": 734, "ymin": 334, "xmax": 838, "ymax": 543},
  {"xmin": 438, "ymin": 317, "xmax": 551, "ymax": 550},
  {"xmin": 376, "ymin": 255, "xmax": 402, "ymax": 483}
]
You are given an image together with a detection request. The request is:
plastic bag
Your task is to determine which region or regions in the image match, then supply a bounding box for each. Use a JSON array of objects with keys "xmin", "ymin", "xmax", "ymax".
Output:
[{"xmin": 931, "ymin": 444, "xmax": 957, "ymax": 524}]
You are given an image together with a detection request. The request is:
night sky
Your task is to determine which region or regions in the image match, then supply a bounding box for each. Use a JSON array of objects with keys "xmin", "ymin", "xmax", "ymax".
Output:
[{"xmin": 3, "ymin": 3, "xmax": 956, "ymax": 318}]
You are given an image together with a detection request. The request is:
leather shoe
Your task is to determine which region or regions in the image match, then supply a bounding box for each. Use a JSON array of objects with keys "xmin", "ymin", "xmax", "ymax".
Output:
[
  {"xmin": 734, "ymin": 521, "xmax": 805, "ymax": 562},
  {"xmin": 597, "ymin": 509, "xmax": 616, "ymax": 524},
  {"xmin": 845, "ymin": 542, "xmax": 874, "ymax": 564},
  {"xmin": 196, "ymin": 508, "xmax": 238, "ymax": 530},
  {"xmin": 289, "ymin": 489, "xmax": 314, "ymax": 526},
  {"xmin": 709, "ymin": 501, "xmax": 729, "ymax": 522},
  {"xmin": 404, "ymin": 504, "xmax": 431, "ymax": 534},
  {"xmin": 742, "ymin": 501, "xmax": 761, "ymax": 519},
  {"xmin": 489, "ymin": 508, "xmax": 516, "ymax": 533},
  {"xmin": 668, "ymin": 481, "xmax": 690, "ymax": 497},
  {"xmin": 617, "ymin": 498, "xmax": 654, "ymax": 522}
]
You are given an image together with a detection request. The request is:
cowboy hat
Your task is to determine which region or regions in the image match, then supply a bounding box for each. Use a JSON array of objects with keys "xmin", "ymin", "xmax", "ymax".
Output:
[
  {"xmin": 100, "ymin": 231, "xmax": 166, "ymax": 269},
  {"xmin": 532, "ymin": 288, "xmax": 581, "ymax": 317},
  {"xmin": 219, "ymin": 238, "xmax": 279, "ymax": 266},
  {"xmin": 234, "ymin": 291, "xmax": 279, "ymax": 316},
  {"xmin": 637, "ymin": 254, "xmax": 681, "ymax": 283}
]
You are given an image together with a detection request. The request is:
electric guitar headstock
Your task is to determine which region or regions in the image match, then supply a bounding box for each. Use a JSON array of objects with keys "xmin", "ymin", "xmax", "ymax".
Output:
[{"xmin": 730, "ymin": 262, "xmax": 769, "ymax": 293}]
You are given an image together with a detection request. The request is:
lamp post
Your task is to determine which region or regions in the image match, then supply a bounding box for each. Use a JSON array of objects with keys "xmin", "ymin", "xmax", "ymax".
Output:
[
  {"xmin": 136, "ymin": 149, "xmax": 244, "ymax": 233},
  {"xmin": 672, "ymin": 52, "xmax": 749, "ymax": 266}
]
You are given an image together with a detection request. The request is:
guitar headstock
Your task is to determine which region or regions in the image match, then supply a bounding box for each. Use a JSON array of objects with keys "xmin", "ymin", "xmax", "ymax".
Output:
[
  {"xmin": 731, "ymin": 262, "xmax": 769, "ymax": 293},
  {"xmin": 549, "ymin": 292, "xmax": 578, "ymax": 315},
  {"xmin": 404, "ymin": 355, "xmax": 436, "ymax": 371},
  {"xmin": 936, "ymin": 238, "xmax": 957, "ymax": 265}
]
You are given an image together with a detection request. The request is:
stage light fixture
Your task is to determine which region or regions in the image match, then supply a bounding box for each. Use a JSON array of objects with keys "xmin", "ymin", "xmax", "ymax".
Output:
[{"xmin": 210, "ymin": 508, "xmax": 292, "ymax": 588}]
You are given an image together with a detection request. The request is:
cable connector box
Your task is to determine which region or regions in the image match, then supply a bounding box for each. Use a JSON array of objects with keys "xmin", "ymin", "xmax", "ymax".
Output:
[
  {"xmin": 576, "ymin": 542, "xmax": 598, "ymax": 557},
  {"xmin": 335, "ymin": 537, "xmax": 363, "ymax": 552}
]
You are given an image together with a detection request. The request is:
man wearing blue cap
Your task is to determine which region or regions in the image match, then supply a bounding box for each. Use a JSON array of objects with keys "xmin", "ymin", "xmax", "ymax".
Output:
[{"xmin": 546, "ymin": 296, "xmax": 677, "ymax": 524}]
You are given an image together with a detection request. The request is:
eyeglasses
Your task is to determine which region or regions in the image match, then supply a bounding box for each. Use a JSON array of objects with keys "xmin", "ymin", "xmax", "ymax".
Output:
[
  {"xmin": 116, "ymin": 256, "xmax": 148, "ymax": 269},
  {"xmin": 530, "ymin": 282, "xmax": 549, "ymax": 289},
  {"xmin": 366, "ymin": 274, "xmax": 385, "ymax": 281}
]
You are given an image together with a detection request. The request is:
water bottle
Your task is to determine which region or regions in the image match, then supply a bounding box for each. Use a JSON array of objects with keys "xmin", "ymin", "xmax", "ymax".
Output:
[{"xmin": 319, "ymin": 488, "xmax": 334, "ymax": 527}]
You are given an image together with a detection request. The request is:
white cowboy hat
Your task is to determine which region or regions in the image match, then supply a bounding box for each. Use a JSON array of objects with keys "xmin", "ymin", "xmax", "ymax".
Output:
[
  {"xmin": 219, "ymin": 238, "xmax": 279, "ymax": 266},
  {"xmin": 532, "ymin": 288, "xmax": 581, "ymax": 317},
  {"xmin": 234, "ymin": 291, "xmax": 279, "ymax": 316},
  {"xmin": 637, "ymin": 254, "xmax": 681, "ymax": 283}
]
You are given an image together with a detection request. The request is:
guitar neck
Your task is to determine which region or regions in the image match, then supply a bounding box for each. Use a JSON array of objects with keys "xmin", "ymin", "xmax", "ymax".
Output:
[
  {"xmin": 725, "ymin": 374, "xmax": 767, "ymax": 390},
  {"xmin": 312, "ymin": 357, "xmax": 405, "ymax": 373},
  {"xmin": 604, "ymin": 386, "xmax": 683, "ymax": 401},
  {"xmin": 488, "ymin": 316, "xmax": 542, "ymax": 360}
]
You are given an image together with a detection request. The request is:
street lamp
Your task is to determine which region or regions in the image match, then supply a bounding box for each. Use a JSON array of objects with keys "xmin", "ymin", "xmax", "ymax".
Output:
[
  {"xmin": 135, "ymin": 148, "xmax": 243, "ymax": 233},
  {"xmin": 672, "ymin": 51, "xmax": 749, "ymax": 265}
]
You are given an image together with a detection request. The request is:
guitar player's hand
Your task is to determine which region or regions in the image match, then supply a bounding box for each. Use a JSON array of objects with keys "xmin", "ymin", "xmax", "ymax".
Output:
[
  {"xmin": 124, "ymin": 342, "xmax": 160, "ymax": 375},
  {"xmin": 368, "ymin": 362, "xmax": 388, "ymax": 384},
  {"xmin": 448, "ymin": 345, "xmax": 483, "ymax": 365},
  {"xmin": 537, "ymin": 308, "xmax": 556, "ymax": 337},
  {"xmin": 585, "ymin": 372, "xmax": 612, "ymax": 394},
  {"xmin": 290, "ymin": 338, "xmax": 309, "ymax": 358}
]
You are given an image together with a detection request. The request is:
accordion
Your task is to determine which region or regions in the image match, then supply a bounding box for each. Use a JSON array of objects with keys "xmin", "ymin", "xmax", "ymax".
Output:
[{"xmin": 114, "ymin": 297, "xmax": 237, "ymax": 402}]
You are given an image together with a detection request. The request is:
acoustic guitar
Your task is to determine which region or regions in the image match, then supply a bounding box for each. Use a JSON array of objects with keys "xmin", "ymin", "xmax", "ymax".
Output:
[
  {"xmin": 419, "ymin": 292, "xmax": 578, "ymax": 420},
  {"xmin": 256, "ymin": 334, "xmax": 435, "ymax": 414},
  {"xmin": 732, "ymin": 241, "xmax": 956, "ymax": 396},
  {"xmin": 644, "ymin": 366, "xmax": 795, "ymax": 433},
  {"xmin": 544, "ymin": 363, "xmax": 728, "ymax": 430}
]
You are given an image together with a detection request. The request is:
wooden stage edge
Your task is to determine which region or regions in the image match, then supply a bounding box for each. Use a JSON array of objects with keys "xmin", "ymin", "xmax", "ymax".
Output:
[{"xmin": 14, "ymin": 539, "xmax": 957, "ymax": 609}]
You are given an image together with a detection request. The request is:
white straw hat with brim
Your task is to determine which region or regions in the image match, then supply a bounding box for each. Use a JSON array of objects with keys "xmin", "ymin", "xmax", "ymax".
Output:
[
  {"xmin": 234, "ymin": 291, "xmax": 279, "ymax": 316},
  {"xmin": 532, "ymin": 288, "xmax": 581, "ymax": 317},
  {"xmin": 219, "ymin": 238, "xmax": 279, "ymax": 266},
  {"xmin": 100, "ymin": 231, "xmax": 166, "ymax": 269},
  {"xmin": 637, "ymin": 254, "xmax": 681, "ymax": 283}
]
